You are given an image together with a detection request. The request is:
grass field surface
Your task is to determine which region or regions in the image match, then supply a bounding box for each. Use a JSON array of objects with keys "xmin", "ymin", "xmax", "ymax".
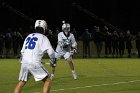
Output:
[{"xmin": 0, "ymin": 58, "xmax": 140, "ymax": 93}]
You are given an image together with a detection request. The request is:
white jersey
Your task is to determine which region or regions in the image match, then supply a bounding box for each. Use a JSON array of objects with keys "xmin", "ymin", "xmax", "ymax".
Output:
[
  {"xmin": 21, "ymin": 33, "xmax": 54, "ymax": 64},
  {"xmin": 56, "ymin": 32, "xmax": 77, "ymax": 53}
]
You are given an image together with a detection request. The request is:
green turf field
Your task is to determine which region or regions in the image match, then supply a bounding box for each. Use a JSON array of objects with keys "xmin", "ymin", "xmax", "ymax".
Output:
[{"xmin": 0, "ymin": 58, "xmax": 140, "ymax": 93}]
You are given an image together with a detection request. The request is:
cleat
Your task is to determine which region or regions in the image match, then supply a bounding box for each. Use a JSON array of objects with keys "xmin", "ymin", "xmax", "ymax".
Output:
[{"xmin": 72, "ymin": 72, "xmax": 77, "ymax": 80}]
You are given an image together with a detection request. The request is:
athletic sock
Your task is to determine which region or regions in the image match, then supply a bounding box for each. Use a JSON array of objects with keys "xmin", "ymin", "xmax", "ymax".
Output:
[{"xmin": 72, "ymin": 70, "xmax": 75, "ymax": 73}]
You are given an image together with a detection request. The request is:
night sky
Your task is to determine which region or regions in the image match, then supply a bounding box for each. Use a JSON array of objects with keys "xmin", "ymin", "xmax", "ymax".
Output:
[{"xmin": 1, "ymin": 0, "xmax": 140, "ymax": 34}]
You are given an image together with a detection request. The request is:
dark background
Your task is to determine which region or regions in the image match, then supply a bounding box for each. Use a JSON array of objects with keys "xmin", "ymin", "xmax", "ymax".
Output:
[{"xmin": 1, "ymin": 0, "xmax": 140, "ymax": 34}]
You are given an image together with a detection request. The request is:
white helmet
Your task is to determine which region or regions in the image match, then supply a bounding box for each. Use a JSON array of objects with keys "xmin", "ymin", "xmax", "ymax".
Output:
[
  {"xmin": 62, "ymin": 21, "xmax": 70, "ymax": 32},
  {"xmin": 35, "ymin": 20, "xmax": 47, "ymax": 31}
]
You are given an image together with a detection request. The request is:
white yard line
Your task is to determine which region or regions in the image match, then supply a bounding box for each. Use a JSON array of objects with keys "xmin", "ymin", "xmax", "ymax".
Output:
[
  {"xmin": 34, "ymin": 80, "xmax": 140, "ymax": 93},
  {"xmin": 51, "ymin": 79, "xmax": 140, "ymax": 92}
]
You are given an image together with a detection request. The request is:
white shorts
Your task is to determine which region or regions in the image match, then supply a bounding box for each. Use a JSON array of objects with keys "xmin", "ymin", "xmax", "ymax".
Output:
[
  {"xmin": 18, "ymin": 63, "xmax": 49, "ymax": 81},
  {"xmin": 55, "ymin": 51, "xmax": 71, "ymax": 60}
]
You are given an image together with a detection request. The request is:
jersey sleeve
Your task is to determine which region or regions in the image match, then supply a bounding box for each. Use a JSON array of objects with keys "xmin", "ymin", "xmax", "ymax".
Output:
[
  {"xmin": 41, "ymin": 36, "xmax": 53, "ymax": 53},
  {"xmin": 71, "ymin": 34, "xmax": 77, "ymax": 48},
  {"xmin": 20, "ymin": 36, "xmax": 28, "ymax": 54},
  {"xmin": 41, "ymin": 36, "xmax": 55, "ymax": 59},
  {"xmin": 57, "ymin": 33, "xmax": 63, "ymax": 46},
  {"xmin": 58, "ymin": 33, "xmax": 63, "ymax": 42}
]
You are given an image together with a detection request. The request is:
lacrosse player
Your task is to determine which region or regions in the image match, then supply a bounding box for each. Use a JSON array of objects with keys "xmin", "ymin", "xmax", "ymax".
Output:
[
  {"xmin": 14, "ymin": 20, "xmax": 56, "ymax": 93},
  {"xmin": 54, "ymin": 21, "xmax": 77, "ymax": 80}
]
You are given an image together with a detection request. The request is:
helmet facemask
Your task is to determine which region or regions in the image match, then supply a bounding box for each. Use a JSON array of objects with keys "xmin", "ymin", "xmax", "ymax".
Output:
[{"xmin": 62, "ymin": 23, "xmax": 70, "ymax": 34}]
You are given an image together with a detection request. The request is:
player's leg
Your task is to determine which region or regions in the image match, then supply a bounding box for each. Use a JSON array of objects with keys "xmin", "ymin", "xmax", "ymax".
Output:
[
  {"xmin": 66, "ymin": 55, "xmax": 77, "ymax": 80},
  {"xmin": 14, "ymin": 80, "xmax": 26, "ymax": 93},
  {"xmin": 66, "ymin": 56, "xmax": 73, "ymax": 68},
  {"xmin": 42, "ymin": 77, "xmax": 52, "ymax": 93},
  {"xmin": 30, "ymin": 63, "xmax": 52, "ymax": 93},
  {"xmin": 14, "ymin": 63, "xmax": 29, "ymax": 93},
  {"xmin": 49, "ymin": 51, "xmax": 62, "ymax": 79}
]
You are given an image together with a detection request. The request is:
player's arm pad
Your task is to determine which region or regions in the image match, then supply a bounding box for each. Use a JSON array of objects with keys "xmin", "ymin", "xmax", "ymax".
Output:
[
  {"xmin": 71, "ymin": 47, "xmax": 77, "ymax": 54},
  {"xmin": 47, "ymin": 48, "xmax": 57, "ymax": 67},
  {"xmin": 50, "ymin": 58, "xmax": 57, "ymax": 67}
]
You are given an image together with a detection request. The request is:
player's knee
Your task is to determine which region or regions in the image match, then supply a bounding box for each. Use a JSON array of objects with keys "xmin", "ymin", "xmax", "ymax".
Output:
[
  {"xmin": 42, "ymin": 76, "xmax": 49, "ymax": 82},
  {"xmin": 66, "ymin": 57, "xmax": 72, "ymax": 62}
]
